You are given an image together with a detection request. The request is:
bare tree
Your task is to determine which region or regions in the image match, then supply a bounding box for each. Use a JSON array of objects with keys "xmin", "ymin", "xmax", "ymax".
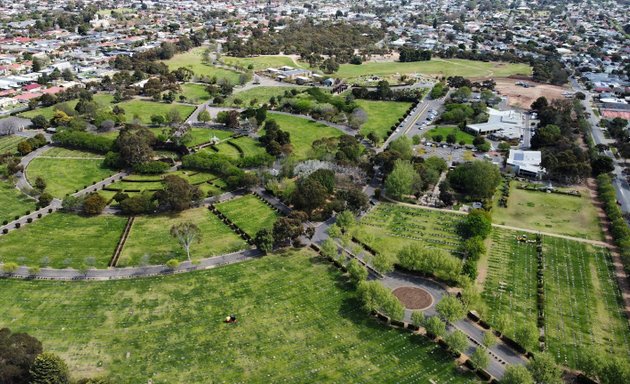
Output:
[{"xmin": 170, "ymin": 222, "xmax": 201, "ymax": 261}]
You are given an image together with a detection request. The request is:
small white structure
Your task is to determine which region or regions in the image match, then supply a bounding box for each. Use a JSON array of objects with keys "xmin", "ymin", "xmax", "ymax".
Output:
[{"xmin": 507, "ymin": 150, "xmax": 545, "ymax": 179}]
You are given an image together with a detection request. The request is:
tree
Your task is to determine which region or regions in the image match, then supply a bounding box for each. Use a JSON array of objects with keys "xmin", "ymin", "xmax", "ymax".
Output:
[
  {"xmin": 34, "ymin": 177, "xmax": 46, "ymax": 192},
  {"xmin": 166, "ymin": 109, "xmax": 182, "ymax": 126},
  {"xmin": 515, "ymin": 322, "xmax": 539, "ymax": 352},
  {"xmin": 530, "ymin": 96, "xmax": 548, "ymax": 112},
  {"xmin": 31, "ymin": 115, "xmax": 49, "ymax": 129},
  {"xmin": 335, "ymin": 210, "xmax": 355, "ymax": 231},
  {"xmin": 388, "ymin": 136, "xmax": 413, "ymax": 160},
  {"xmin": 2, "ymin": 262, "xmax": 19, "ymax": 274},
  {"xmin": 527, "ymin": 352, "xmax": 563, "ymax": 384},
  {"xmin": 156, "ymin": 175, "xmax": 202, "ymax": 212},
  {"xmin": 356, "ymin": 281, "xmax": 404, "ymax": 320},
  {"xmin": 17, "ymin": 141, "xmax": 32, "ymax": 156},
  {"xmin": 254, "ymin": 228, "xmax": 274, "ymax": 254},
  {"xmin": 424, "ymin": 316, "xmax": 446, "ymax": 338},
  {"xmin": 82, "ymin": 193, "xmax": 107, "ymax": 215},
  {"xmin": 198, "ymin": 110, "xmax": 211, "ymax": 123},
  {"xmin": 502, "ymin": 365, "xmax": 534, "ymax": 384},
  {"xmin": 385, "ymin": 160, "xmax": 420, "ymax": 198},
  {"xmin": 462, "ymin": 236, "xmax": 486, "ymax": 260},
  {"xmin": 347, "ymin": 258, "xmax": 368, "ymax": 284},
  {"xmin": 435, "ymin": 295, "xmax": 466, "ymax": 323},
  {"xmin": 447, "ymin": 161, "xmax": 501, "ymax": 200},
  {"xmin": 272, "ymin": 217, "xmax": 304, "ymax": 247},
  {"xmin": 29, "ymin": 352, "xmax": 69, "ymax": 384},
  {"xmin": 170, "ymin": 222, "xmax": 201, "ymax": 261},
  {"xmin": 482, "ymin": 331, "xmax": 498, "ymax": 347},
  {"xmin": 151, "ymin": 114, "xmax": 165, "ymax": 127},
  {"xmin": 446, "ymin": 133, "xmax": 457, "ymax": 144},
  {"xmin": 116, "ymin": 126, "xmax": 156, "ymax": 166},
  {"xmin": 0, "ymin": 328, "xmax": 43, "ymax": 384},
  {"xmin": 411, "ymin": 310, "xmax": 425, "ymax": 327},
  {"xmin": 444, "ymin": 330, "xmax": 468, "ymax": 354},
  {"xmin": 38, "ymin": 192, "xmax": 53, "ymax": 208},
  {"xmin": 470, "ymin": 347, "xmax": 490, "ymax": 370}
]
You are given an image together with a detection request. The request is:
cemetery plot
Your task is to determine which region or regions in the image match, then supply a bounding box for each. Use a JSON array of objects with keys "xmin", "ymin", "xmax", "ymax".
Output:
[
  {"xmin": 543, "ymin": 237, "xmax": 630, "ymax": 367},
  {"xmin": 186, "ymin": 128, "xmax": 233, "ymax": 147},
  {"xmin": 0, "ymin": 213, "xmax": 126, "ymax": 269},
  {"xmin": 117, "ymin": 207, "xmax": 247, "ymax": 267},
  {"xmin": 355, "ymin": 100, "xmax": 412, "ymax": 141},
  {"xmin": 0, "ymin": 180, "xmax": 37, "ymax": 223},
  {"xmin": 37, "ymin": 147, "xmax": 106, "ymax": 159},
  {"xmin": 0, "ymin": 134, "xmax": 23, "ymax": 154},
  {"xmin": 105, "ymin": 171, "xmax": 223, "ymax": 195},
  {"xmin": 215, "ymin": 194, "xmax": 280, "ymax": 237},
  {"xmin": 354, "ymin": 203, "xmax": 463, "ymax": 260},
  {"xmin": 0, "ymin": 250, "xmax": 477, "ymax": 383},
  {"xmin": 230, "ymin": 136, "xmax": 267, "ymax": 157},
  {"xmin": 481, "ymin": 229, "xmax": 538, "ymax": 338}
]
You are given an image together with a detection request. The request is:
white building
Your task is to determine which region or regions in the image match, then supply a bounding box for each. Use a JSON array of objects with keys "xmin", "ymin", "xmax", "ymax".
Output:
[
  {"xmin": 507, "ymin": 150, "xmax": 545, "ymax": 179},
  {"xmin": 466, "ymin": 108, "xmax": 526, "ymax": 141}
]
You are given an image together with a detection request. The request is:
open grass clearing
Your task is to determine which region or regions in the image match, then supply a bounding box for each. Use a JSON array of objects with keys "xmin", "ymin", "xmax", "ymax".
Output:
[
  {"xmin": 222, "ymin": 55, "xmax": 303, "ymax": 71},
  {"xmin": 225, "ymin": 86, "xmax": 306, "ymax": 107},
  {"xmin": 356, "ymin": 100, "xmax": 412, "ymax": 140},
  {"xmin": 186, "ymin": 127, "xmax": 233, "ymax": 147},
  {"xmin": 335, "ymin": 59, "xmax": 532, "ymax": 82},
  {"xmin": 492, "ymin": 182, "xmax": 603, "ymax": 240},
  {"xmin": 178, "ymin": 83, "xmax": 211, "ymax": 103},
  {"xmin": 19, "ymin": 94, "xmax": 115, "ymax": 120},
  {"xmin": 230, "ymin": 136, "xmax": 267, "ymax": 157},
  {"xmin": 215, "ymin": 194, "xmax": 279, "ymax": 237},
  {"xmin": 353, "ymin": 203, "xmax": 464, "ymax": 261},
  {"xmin": 118, "ymin": 207, "xmax": 247, "ymax": 267},
  {"xmin": 0, "ymin": 213, "xmax": 125, "ymax": 269},
  {"xmin": 38, "ymin": 147, "xmax": 105, "ymax": 159},
  {"xmin": 116, "ymin": 100, "xmax": 196, "ymax": 125},
  {"xmin": 26, "ymin": 151, "xmax": 116, "ymax": 198},
  {"xmin": 0, "ymin": 135, "xmax": 23, "ymax": 154},
  {"xmin": 543, "ymin": 237, "xmax": 630, "ymax": 367},
  {"xmin": 162, "ymin": 47, "xmax": 241, "ymax": 83},
  {"xmin": 423, "ymin": 126, "xmax": 475, "ymax": 145},
  {"xmin": 266, "ymin": 113, "xmax": 345, "ymax": 160},
  {"xmin": 0, "ymin": 250, "xmax": 478, "ymax": 383},
  {"xmin": 0, "ymin": 181, "xmax": 36, "ymax": 223}
]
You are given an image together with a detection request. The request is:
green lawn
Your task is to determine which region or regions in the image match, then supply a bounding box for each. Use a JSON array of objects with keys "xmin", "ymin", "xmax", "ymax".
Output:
[
  {"xmin": 187, "ymin": 128, "xmax": 233, "ymax": 147},
  {"xmin": 0, "ymin": 250, "xmax": 477, "ymax": 383},
  {"xmin": 215, "ymin": 194, "xmax": 279, "ymax": 237},
  {"xmin": 178, "ymin": 83, "xmax": 211, "ymax": 103},
  {"xmin": 230, "ymin": 136, "xmax": 267, "ymax": 157},
  {"xmin": 482, "ymin": 229, "xmax": 538, "ymax": 338},
  {"xmin": 335, "ymin": 59, "xmax": 532, "ymax": 82},
  {"xmin": 26, "ymin": 149, "xmax": 116, "ymax": 197},
  {"xmin": 0, "ymin": 135, "xmax": 23, "ymax": 155},
  {"xmin": 222, "ymin": 55, "xmax": 302, "ymax": 71},
  {"xmin": 37, "ymin": 147, "xmax": 106, "ymax": 159},
  {"xmin": 424, "ymin": 126, "xmax": 475, "ymax": 145},
  {"xmin": 20, "ymin": 94, "xmax": 115, "ymax": 120},
  {"xmin": 116, "ymin": 100, "xmax": 196, "ymax": 125},
  {"xmin": 225, "ymin": 86, "xmax": 306, "ymax": 107},
  {"xmin": 354, "ymin": 203, "xmax": 464, "ymax": 260},
  {"xmin": 355, "ymin": 100, "xmax": 412, "ymax": 140},
  {"xmin": 543, "ymin": 237, "xmax": 630, "ymax": 367},
  {"xmin": 0, "ymin": 213, "xmax": 126, "ymax": 269},
  {"xmin": 162, "ymin": 47, "xmax": 241, "ymax": 83},
  {"xmin": 492, "ymin": 182, "xmax": 603, "ymax": 240},
  {"xmin": 0, "ymin": 181, "xmax": 37, "ymax": 223},
  {"xmin": 118, "ymin": 207, "xmax": 247, "ymax": 267},
  {"xmin": 267, "ymin": 113, "xmax": 345, "ymax": 160}
]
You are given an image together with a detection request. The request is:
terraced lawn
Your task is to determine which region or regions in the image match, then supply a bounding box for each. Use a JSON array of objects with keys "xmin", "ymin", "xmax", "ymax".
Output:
[
  {"xmin": 0, "ymin": 181, "xmax": 37, "ymax": 223},
  {"xmin": 0, "ymin": 213, "xmax": 126, "ymax": 269},
  {"xmin": 162, "ymin": 47, "xmax": 241, "ymax": 83},
  {"xmin": 356, "ymin": 100, "xmax": 412, "ymax": 140},
  {"xmin": 0, "ymin": 250, "xmax": 478, "ymax": 383},
  {"xmin": 354, "ymin": 203, "xmax": 464, "ymax": 260},
  {"xmin": 215, "ymin": 194, "xmax": 280, "ymax": 237},
  {"xmin": 543, "ymin": 237, "xmax": 630, "ymax": 367},
  {"xmin": 118, "ymin": 207, "xmax": 248, "ymax": 267},
  {"xmin": 267, "ymin": 113, "xmax": 345, "ymax": 160},
  {"xmin": 0, "ymin": 134, "xmax": 23, "ymax": 154},
  {"xmin": 26, "ymin": 149, "xmax": 116, "ymax": 197}
]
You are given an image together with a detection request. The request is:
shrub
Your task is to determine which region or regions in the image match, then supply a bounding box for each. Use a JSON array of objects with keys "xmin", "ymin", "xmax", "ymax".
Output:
[
  {"xmin": 165, "ymin": 259, "xmax": 180, "ymax": 270},
  {"xmin": 133, "ymin": 161, "xmax": 170, "ymax": 174},
  {"xmin": 52, "ymin": 130, "xmax": 114, "ymax": 154}
]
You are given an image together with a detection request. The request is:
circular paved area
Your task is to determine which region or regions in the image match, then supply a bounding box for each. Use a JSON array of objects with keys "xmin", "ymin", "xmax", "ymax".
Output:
[{"xmin": 393, "ymin": 286, "xmax": 433, "ymax": 310}]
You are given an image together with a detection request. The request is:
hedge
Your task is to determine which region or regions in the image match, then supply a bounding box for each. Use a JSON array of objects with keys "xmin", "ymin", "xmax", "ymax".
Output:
[
  {"xmin": 52, "ymin": 130, "xmax": 114, "ymax": 154},
  {"xmin": 597, "ymin": 174, "xmax": 630, "ymax": 273}
]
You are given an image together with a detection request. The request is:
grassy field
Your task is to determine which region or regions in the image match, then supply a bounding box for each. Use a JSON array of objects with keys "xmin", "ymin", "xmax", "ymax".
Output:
[
  {"xmin": 0, "ymin": 181, "xmax": 36, "ymax": 223},
  {"xmin": 335, "ymin": 59, "xmax": 532, "ymax": 81},
  {"xmin": 482, "ymin": 229, "xmax": 538, "ymax": 338},
  {"xmin": 0, "ymin": 134, "xmax": 23, "ymax": 154},
  {"xmin": 118, "ymin": 207, "xmax": 247, "ymax": 267},
  {"xmin": 38, "ymin": 147, "xmax": 106, "ymax": 159},
  {"xmin": 0, "ymin": 250, "xmax": 478, "ymax": 383},
  {"xmin": 543, "ymin": 237, "xmax": 630, "ymax": 367},
  {"xmin": 187, "ymin": 128, "xmax": 233, "ymax": 147},
  {"xmin": 356, "ymin": 100, "xmax": 412, "ymax": 140},
  {"xmin": 116, "ymin": 100, "xmax": 196, "ymax": 125},
  {"xmin": 354, "ymin": 203, "xmax": 464, "ymax": 260},
  {"xmin": 215, "ymin": 194, "xmax": 279, "ymax": 237},
  {"xmin": 230, "ymin": 136, "xmax": 267, "ymax": 157},
  {"xmin": 424, "ymin": 126, "xmax": 475, "ymax": 145},
  {"xmin": 162, "ymin": 47, "xmax": 241, "ymax": 83},
  {"xmin": 0, "ymin": 213, "xmax": 126, "ymax": 269},
  {"xmin": 26, "ymin": 149, "xmax": 115, "ymax": 197},
  {"xmin": 178, "ymin": 83, "xmax": 211, "ymax": 103},
  {"xmin": 20, "ymin": 94, "xmax": 115, "ymax": 120},
  {"xmin": 222, "ymin": 55, "xmax": 302, "ymax": 71},
  {"xmin": 225, "ymin": 86, "xmax": 305, "ymax": 107},
  {"xmin": 267, "ymin": 113, "xmax": 345, "ymax": 160},
  {"xmin": 492, "ymin": 182, "xmax": 602, "ymax": 240}
]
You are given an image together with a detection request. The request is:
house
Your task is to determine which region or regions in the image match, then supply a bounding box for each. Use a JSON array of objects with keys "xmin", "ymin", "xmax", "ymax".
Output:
[{"xmin": 507, "ymin": 150, "xmax": 545, "ymax": 179}]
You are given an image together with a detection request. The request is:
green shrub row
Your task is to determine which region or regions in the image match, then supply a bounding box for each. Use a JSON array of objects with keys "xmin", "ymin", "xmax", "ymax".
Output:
[
  {"xmin": 597, "ymin": 174, "xmax": 630, "ymax": 273},
  {"xmin": 52, "ymin": 130, "xmax": 114, "ymax": 154}
]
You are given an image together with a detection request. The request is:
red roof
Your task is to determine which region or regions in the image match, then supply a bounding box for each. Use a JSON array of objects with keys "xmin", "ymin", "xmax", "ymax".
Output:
[
  {"xmin": 22, "ymin": 83, "xmax": 41, "ymax": 91},
  {"xmin": 41, "ymin": 86, "xmax": 62, "ymax": 95},
  {"xmin": 14, "ymin": 92, "xmax": 42, "ymax": 101}
]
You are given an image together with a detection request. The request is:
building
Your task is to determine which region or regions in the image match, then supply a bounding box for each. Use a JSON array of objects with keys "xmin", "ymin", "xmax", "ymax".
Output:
[
  {"xmin": 466, "ymin": 108, "xmax": 527, "ymax": 141},
  {"xmin": 507, "ymin": 150, "xmax": 545, "ymax": 179}
]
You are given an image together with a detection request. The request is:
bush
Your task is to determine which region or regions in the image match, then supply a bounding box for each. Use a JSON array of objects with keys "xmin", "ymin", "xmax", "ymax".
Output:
[
  {"xmin": 165, "ymin": 259, "xmax": 180, "ymax": 270},
  {"xmin": 133, "ymin": 161, "xmax": 170, "ymax": 174}
]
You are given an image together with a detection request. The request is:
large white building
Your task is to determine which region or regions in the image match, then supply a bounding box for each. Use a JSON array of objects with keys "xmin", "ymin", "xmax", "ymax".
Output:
[
  {"xmin": 466, "ymin": 108, "xmax": 528, "ymax": 141},
  {"xmin": 507, "ymin": 150, "xmax": 545, "ymax": 179}
]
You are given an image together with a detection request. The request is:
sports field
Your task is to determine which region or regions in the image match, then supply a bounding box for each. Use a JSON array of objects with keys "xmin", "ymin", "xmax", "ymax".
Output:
[{"xmin": 0, "ymin": 250, "xmax": 477, "ymax": 383}]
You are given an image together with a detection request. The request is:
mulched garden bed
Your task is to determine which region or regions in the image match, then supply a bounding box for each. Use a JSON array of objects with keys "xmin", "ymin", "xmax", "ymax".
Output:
[{"xmin": 393, "ymin": 286, "xmax": 433, "ymax": 310}]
